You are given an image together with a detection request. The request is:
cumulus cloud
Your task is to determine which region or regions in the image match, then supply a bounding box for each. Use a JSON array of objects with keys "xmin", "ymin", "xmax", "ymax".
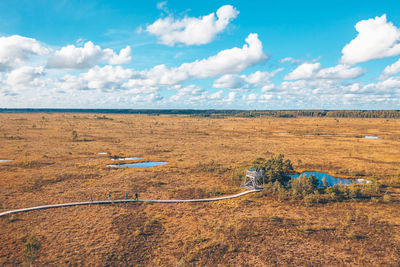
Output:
[
  {"xmin": 380, "ymin": 58, "xmax": 400, "ymax": 79},
  {"xmin": 145, "ymin": 5, "xmax": 239, "ymax": 46},
  {"xmin": 108, "ymin": 46, "xmax": 132, "ymax": 65},
  {"xmin": 0, "ymin": 35, "xmax": 48, "ymax": 72},
  {"xmin": 223, "ymin": 92, "xmax": 237, "ymax": 103},
  {"xmin": 131, "ymin": 93, "xmax": 163, "ymax": 103},
  {"xmin": 178, "ymin": 33, "xmax": 266, "ymax": 77},
  {"xmin": 6, "ymin": 66, "xmax": 45, "ymax": 86},
  {"xmin": 213, "ymin": 74, "xmax": 246, "ymax": 90},
  {"xmin": 51, "ymin": 34, "xmax": 266, "ymax": 96},
  {"xmin": 378, "ymin": 76, "xmax": 400, "ymax": 90},
  {"xmin": 284, "ymin": 63, "xmax": 321, "ymax": 80},
  {"xmin": 47, "ymin": 41, "xmax": 131, "ymax": 69},
  {"xmin": 284, "ymin": 63, "xmax": 364, "ymax": 80},
  {"xmin": 213, "ymin": 69, "xmax": 281, "ymax": 91},
  {"xmin": 209, "ymin": 90, "xmax": 223, "ymax": 99},
  {"xmin": 170, "ymin": 84, "xmax": 207, "ymax": 102},
  {"xmin": 146, "ymin": 33, "xmax": 266, "ymax": 85},
  {"xmin": 316, "ymin": 64, "xmax": 365, "ymax": 80},
  {"xmin": 341, "ymin": 14, "xmax": 400, "ymax": 65},
  {"xmin": 57, "ymin": 65, "xmax": 139, "ymax": 92}
]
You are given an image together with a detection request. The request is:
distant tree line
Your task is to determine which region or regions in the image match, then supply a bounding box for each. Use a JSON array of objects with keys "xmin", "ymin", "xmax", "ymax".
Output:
[{"xmin": 0, "ymin": 109, "xmax": 399, "ymax": 118}]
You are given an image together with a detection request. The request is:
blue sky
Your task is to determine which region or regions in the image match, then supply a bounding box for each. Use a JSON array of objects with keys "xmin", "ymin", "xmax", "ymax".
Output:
[{"xmin": 0, "ymin": 0, "xmax": 400, "ymax": 109}]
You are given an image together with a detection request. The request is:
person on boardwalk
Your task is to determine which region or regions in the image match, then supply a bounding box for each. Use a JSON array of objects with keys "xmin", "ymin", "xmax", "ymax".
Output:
[
  {"xmin": 135, "ymin": 193, "xmax": 138, "ymax": 201},
  {"xmin": 89, "ymin": 194, "xmax": 93, "ymax": 202},
  {"xmin": 125, "ymin": 193, "xmax": 128, "ymax": 200},
  {"xmin": 108, "ymin": 193, "xmax": 111, "ymax": 201}
]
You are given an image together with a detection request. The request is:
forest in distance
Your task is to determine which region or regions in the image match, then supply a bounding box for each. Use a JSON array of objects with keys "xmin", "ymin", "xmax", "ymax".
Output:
[{"xmin": 1, "ymin": 109, "xmax": 400, "ymax": 118}]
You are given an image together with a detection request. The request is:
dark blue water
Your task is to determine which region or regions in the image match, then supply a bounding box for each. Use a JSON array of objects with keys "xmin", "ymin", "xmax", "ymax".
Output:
[
  {"xmin": 289, "ymin": 172, "xmax": 369, "ymax": 187},
  {"xmin": 107, "ymin": 161, "xmax": 168, "ymax": 168}
]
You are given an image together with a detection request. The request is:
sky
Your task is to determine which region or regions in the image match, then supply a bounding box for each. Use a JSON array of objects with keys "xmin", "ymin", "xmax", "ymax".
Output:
[{"xmin": 1, "ymin": 0, "xmax": 400, "ymax": 109}]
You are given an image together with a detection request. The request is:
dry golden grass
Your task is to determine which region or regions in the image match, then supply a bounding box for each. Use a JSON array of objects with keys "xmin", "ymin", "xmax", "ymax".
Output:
[{"xmin": 0, "ymin": 113, "xmax": 399, "ymax": 266}]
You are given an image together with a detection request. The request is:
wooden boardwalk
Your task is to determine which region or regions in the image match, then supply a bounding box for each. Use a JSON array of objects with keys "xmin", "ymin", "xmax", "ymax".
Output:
[{"xmin": 0, "ymin": 189, "xmax": 260, "ymax": 217}]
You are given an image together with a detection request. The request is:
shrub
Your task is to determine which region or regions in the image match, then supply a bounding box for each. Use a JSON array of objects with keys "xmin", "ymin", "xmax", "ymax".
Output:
[
  {"xmin": 348, "ymin": 186, "xmax": 363, "ymax": 199},
  {"xmin": 23, "ymin": 234, "xmax": 41, "ymax": 265},
  {"xmin": 383, "ymin": 193, "xmax": 392, "ymax": 203},
  {"xmin": 303, "ymin": 190, "xmax": 321, "ymax": 205},
  {"xmin": 289, "ymin": 174, "xmax": 319, "ymax": 198},
  {"xmin": 9, "ymin": 214, "xmax": 17, "ymax": 222},
  {"xmin": 71, "ymin": 130, "xmax": 78, "ymax": 141}
]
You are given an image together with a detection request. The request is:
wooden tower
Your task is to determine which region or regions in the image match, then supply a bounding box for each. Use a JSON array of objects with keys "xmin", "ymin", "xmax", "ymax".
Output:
[{"xmin": 243, "ymin": 168, "xmax": 265, "ymax": 189}]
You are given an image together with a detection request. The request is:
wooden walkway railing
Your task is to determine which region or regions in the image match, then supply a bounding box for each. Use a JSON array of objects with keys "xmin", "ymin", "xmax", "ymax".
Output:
[{"xmin": 0, "ymin": 189, "xmax": 260, "ymax": 217}]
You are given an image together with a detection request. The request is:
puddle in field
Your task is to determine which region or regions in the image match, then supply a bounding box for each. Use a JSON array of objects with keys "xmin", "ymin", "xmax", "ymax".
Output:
[
  {"xmin": 364, "ymin": 136, "xmax": 379, "ymax": 139},
  {"xmin": 110, "ymin": 157, "xmax": 144, "ymax": 161},
  {"xmin": 0, "ymin": 160, "xmax": 12, "ymax": 163},
  {"xmin": 107, "ymin": 161, "xmax": 168, "ymax": 168},
  {"xmin": 289, "ymin": 172, "xmax": 370, "ymax": 187},
  {"xmin": 98, "ymin": 152, "xmax": 108, "ymax": 155}
]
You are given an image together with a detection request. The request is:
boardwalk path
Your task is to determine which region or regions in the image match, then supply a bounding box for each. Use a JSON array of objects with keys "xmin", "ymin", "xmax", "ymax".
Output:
[{"xmin": 0, "ymin": 189, "xmax": 260, "ymax": 217}]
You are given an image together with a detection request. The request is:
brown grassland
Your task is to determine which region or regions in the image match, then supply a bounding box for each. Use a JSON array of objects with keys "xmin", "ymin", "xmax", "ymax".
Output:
[{"xmin": 0, "ymin": 113, "xmax": 400, "ymax": 266}]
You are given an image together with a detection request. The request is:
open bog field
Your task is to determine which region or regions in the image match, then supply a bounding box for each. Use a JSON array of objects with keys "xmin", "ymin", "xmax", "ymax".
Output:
[{"xmin": 1, "ymin": 113, "xmax": 400, "ymax": 265}]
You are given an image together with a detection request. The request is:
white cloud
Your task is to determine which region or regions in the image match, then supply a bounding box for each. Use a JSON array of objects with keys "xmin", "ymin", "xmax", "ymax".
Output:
[
  {"xmin": 0, "ymin": 35, "xmax": 48, "ymax": 72},
  {"xmin": 57, "ymin": 65, "xmax": 138, "ymax": 92},
  {"xmin": 223, "ymin": 91, "xmax": 237, "ymax": 102},
  {"xmin": 247, "ymin": 69, "xmax": 282, "ymax": 85},
  {"xmin": 6, "ymin": 66, "xmax": 45, "ymax": 87},
  {"xmin": 247, "ymin": 93, "xmax": 257, "ymax": 101},
  {"xmin": 315, "ymin": 64, "xmax": 365, "ymax": 80},
  {"xmin": 170, "ymin": 84, "xmax": 207, "ymax": 102},
  {"xmin": 209, "ymin": 90, "xmax": 223, "ymax": 99},
  {"xmin": 213, "ymin": 69, "xmax": 281, "ymax": 91},
  {"xmin": 284, "ymin": 63, "xmax": 364, "ymax": 80},
  {"xmin": 178, "ymin": 33, "xmax": 266, "ymax": 77},
  {"xmin": 284, "ymin": 63, "xmax": 321, "ymax": 80},
  {"xmin": 146, "ymin": 33, "xmax": 266, "ymax": 85},
  {"xmin": 47, "ymin": 41, "xmax": 131, "ymax": 69},
  {"xmin": 341, "ymin": 14, "xmax": 400, "ymax": 65},
  {"xmin": 213, "ymin": 74, "xmax": 246, "ymax": 89},
  {"xmin": 145, "ymin": 5, "xmax": 239, "ymax": 46},
  {"xmin": 108, "ymin": 46, "xmax": 131, "ymax": 65},
  {"xmin": 280, "ymin": 57, "xmax": 302, "ymax": 65},
  {"xmin": 378, "ymin": 76, "xmax": 400, "ymax": 89},
  {"xmin": 50, "ymin": 34, "xmax": 266, "ymax": 96},
  {"xmin": 156, "ymin": 1, "xmax": 167, "ymax": 11},
  {"xmin": 131, "ymin": 93, "xmax": 163, "ymax": 103},
  {"xmin": 83, "ymin": 65, "xmax": 135, "ymax": 91},
  {"xmin": 380, "ymin": 58, "xmax": 400, "ymax": 79}
]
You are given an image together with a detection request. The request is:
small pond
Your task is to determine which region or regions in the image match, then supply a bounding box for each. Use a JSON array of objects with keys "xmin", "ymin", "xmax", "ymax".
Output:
[
  {"xmin": 289, "ymin": 172, "xmax": 370, "ymax": 187},
  {"xmin": 107, "ymin": 161, "xmax": 168, "ymax": 168},
  {"xmin": 110, "ymin": 157, "xmax": 144, "ymax": 161},
  {"xmin": 364, "ymin": 136, "xmax": 379, "ymax": 139},
  {"xmin": 0, "ymin": 160, "xmax": 12, "ymax": 163},
  {"xmin": 98, "ymin": 152, "xmax": 108, "ymax": 155}
]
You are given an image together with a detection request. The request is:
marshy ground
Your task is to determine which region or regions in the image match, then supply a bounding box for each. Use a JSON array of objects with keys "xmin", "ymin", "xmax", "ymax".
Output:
[{"xmin": 0, "ymin": 114, "xmax": 399, "ymax": 265}]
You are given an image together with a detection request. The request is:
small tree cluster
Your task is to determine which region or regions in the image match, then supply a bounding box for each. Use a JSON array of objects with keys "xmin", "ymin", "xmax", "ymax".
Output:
[{"xmin": 251, "ymin": 154, "xmax": 294, "ymax": 185}]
